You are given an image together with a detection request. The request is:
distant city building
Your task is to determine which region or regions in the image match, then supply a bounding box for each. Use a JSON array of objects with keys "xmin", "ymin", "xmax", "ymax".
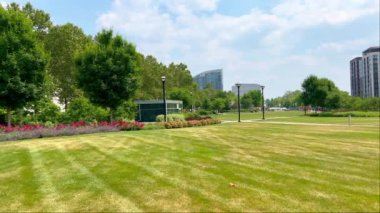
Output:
[
  {"xmin": 193, "ymin": 69, "xmax": 223, "ymax": 90},
  {"xmin": 231, "ymin": 83, "xmax": 261, "ymax": 96},
  {"xmin": 350, "ymin": 46, "xmax": 379, "ymax": 98},
  {"xmin": 350, "ymin": 57, "xmax": 362, "ymax": 97}
]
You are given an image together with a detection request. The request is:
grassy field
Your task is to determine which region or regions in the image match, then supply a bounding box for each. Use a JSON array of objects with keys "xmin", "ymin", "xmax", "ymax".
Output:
[
  {"xmin": 214, "ymin": 111, "xmax": 304, "ymax": 121},
  {"xmin": 0, "ymin": 123, "xmax": 379, "ymax": 212},
  {"xmin": 216, "ymin": 111, "xmax": 379, "ymax": 125}
]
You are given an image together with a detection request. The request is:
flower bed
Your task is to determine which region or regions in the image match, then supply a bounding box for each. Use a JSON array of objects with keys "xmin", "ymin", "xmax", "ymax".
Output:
[
  {"xmin": 163, "ymin": 118, "xmax": 221, "ymax": 129},
  {"xmin": 0, "ymin": 120, "xmax": 144, "ymax": 142}
]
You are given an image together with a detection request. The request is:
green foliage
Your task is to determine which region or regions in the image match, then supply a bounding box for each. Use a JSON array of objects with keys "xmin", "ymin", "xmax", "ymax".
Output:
[
  {"xmin": 33, "ymin": 99, "xmax": 62, "ymax": 123},
  {"xmin": 267, "ymin": 90, "xmax": 301, "ymax": 108},
  {"xmin": 169, "ymin": 88, "xmax": 192, "ymax": 109},
  {"xmin": 7, "ymin": 2, "xmax": 52, "ymax": 40},
  {"xmin": 241, "ymin": 90, "xmax": 262, "ymax": 109},
  {"xmin": 44, "ymin": 23, "xmax": 91, "ymax": 110},
  {"xmin": 210, "ymin": 98, "xmax": 226, "ymax": 112},
  {"xmin": 65, "ymin": 97, "xmax": 108, "ymax": 123},
  {"xmin": 309, "ymin": 111, "xmax": 379, "ymax": 117},
  {"xmin": 0, "ymin": 6, "xmax": 48, "ymax": 125},
  {"xmin": 301, "ymin": 75, "xmax": 339, "ymax": 109},
  {"xmin": 114, "ymin": 100, "xmax": 137, "ymax": 121},
  {"xmin": 75, "ymin": 30, "xmax": 141, "ymax": 118},
  {"xmin": 135, "ymin": 55, "xmax": 195, "ymax": 100},
  {"xmin": 156, "ymin": 114, "xmax": 185, "ymax": 122}
]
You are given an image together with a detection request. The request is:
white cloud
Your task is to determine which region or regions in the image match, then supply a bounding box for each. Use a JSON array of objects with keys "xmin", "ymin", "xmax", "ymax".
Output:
[
  {"xmin": 0, "ymin": 1, "xmax": 8, "ymax": 7},
  {"xmin": 272, "ymin": 0, "xmax": 378, "ymax": 27},
  {"xmin": 97, "ymin": 0, "xmax": 378, "ymax": 97}
]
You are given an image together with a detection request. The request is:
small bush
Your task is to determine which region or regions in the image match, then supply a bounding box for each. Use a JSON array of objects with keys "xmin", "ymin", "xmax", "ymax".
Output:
[
  {"xmin": 161, "ymin": 118, "xmax": 221, "ymax": 129},
  {"xmin": 156, "ymin": 114, "xmax": 185, "ymax": 122}
]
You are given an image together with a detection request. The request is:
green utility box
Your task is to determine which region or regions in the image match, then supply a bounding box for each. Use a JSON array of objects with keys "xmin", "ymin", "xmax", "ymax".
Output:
[{"xmin": 135, "ymin": 100, "xmax": 183, "ymax": 122}]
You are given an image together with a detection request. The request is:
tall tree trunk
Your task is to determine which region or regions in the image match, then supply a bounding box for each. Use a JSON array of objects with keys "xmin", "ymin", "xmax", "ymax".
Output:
[
  {"xmin": 6, "ymin": 107, "xmax": 11, "ymax": 127},
  {"xmin": 64, "ymin": 97, "xmax": 68, "ymax": 112},
  {"xmin": 304, "ymin": 106, "xmax": 307, "ymax": 115},
  {"xmin": 110, "ymin": 109, "xmax": 113, "ymax": 122}
]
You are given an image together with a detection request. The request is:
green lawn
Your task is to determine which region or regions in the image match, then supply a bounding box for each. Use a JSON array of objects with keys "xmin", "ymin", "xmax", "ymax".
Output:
[
  {"xmin": 0, "ymin": 123, "xmax": 379, "ymax": 212},
  {"xmin": 264, "ymin": 116, "xmax": 380, "ymax": 125},
  {"xmin": 214, "ymin": 111, "xmax": 304, "ymax": 121},
  {"xmin": 216, "ymin": 111, "xmax": 379, "ymax": 125}
]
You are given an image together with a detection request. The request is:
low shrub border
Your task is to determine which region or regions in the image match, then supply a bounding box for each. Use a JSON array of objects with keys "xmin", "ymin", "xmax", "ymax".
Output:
[
  {"xmin": 309, "ymin": 111, "xmax": 379, "ymax": 117},
  {"xmin": 0, "ymin": 120, "xmax": 144, "ymax": 142},
  {"xmin": 163, "ymin": 118, "xmax": 221, "ymax": 129}
]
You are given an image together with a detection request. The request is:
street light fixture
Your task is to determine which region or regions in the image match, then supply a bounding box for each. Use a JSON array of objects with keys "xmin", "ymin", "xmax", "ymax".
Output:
[
  {"xmin": 235, "ymin": 83, "xmax": 241, "ymax": 122},
  {"xmin": 161, "ymin": 76, "xmax": 167, "ymax": 122},
  {"xmin": 260, "ymin": 85, "xmax": 265, "ymax": 120}
]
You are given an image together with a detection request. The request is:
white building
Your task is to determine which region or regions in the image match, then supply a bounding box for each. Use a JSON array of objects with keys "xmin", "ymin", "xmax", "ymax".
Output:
[
  {"xmin": 350, "ymin": 46, "xmax": 379, "ymax": 98},
  {"xmin": 231, "ymin": 83, "xmax": 262, "ymax": 96}
]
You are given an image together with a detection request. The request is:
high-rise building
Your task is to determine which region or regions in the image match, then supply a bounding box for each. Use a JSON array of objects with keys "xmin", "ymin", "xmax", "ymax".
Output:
[
  {"xmin": 350, "ymin": 46, "xmax": 379, "ymax": 98},
  {"xmin": 350, "ymin": 57, "xmax": 362, "ymax": 97},
  {"xmin": 231, "ymin": 83, "xmax": 261, "ymax": 96},
  {"xmin": 362, "ymin": 47, "xmax": 380, "ymax": 97},
  {"xmin": 193, "ymin": 69, "xmax": 223, "ymax": 90}
]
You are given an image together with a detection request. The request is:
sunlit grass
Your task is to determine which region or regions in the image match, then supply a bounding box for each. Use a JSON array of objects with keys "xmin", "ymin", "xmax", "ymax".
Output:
[
  {"xmin": 0, "ymin": 123, "xmax": 378, "ymax": 212},
  {"xmin": 216, "ymin": 111, "xmax": 379, "ymax": 125}
]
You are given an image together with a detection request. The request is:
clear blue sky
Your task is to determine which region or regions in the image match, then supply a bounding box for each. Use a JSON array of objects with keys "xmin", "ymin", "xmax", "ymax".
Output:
[{"xmin": 2, "ymin": 0, "xmax": 379, "ymax": 98}]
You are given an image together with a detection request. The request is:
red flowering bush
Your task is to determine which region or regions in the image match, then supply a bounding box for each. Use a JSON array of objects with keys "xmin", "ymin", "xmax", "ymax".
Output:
[{"xmin": 0, "ymin": 124, "xmax": 44, "ymax": 133}]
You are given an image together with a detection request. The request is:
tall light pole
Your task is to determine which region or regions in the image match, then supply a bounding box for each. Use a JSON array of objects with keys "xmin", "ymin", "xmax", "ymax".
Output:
[
  {"xmin": 190, "ymin": 91, "xmax": 194, "ymax": 112},
  {"xmin": 236, "ymin": 83, "xmax": 241, "ymax": 122},
  {"xmin": 161, "ymin": 76, "xmax": 167, "ymax": 122},
  {"xmin": 260, "ymin": 85, "xmax": 265, "ymax": 120}
]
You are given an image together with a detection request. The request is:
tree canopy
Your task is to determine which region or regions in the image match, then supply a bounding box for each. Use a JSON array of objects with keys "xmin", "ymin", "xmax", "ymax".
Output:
[
  {"xmin": 241, "ymin": 90, "xmax": 262, "ymax": 109},
  {"xmin": 44, "ymin": 23, "xmax": 91, "ymax": 110},
  {"xmin": 0, "ymin": 6, "xmax": 48, "ymax": 126},
  {"xmin": 75, "ymin": 30, "xmax": 141, "ymax": 121}
]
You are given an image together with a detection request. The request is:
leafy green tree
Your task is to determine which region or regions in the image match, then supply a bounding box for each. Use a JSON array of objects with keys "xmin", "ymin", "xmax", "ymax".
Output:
[
  {"xmin": 211, "ymin": 98, "xmax": 226, "ymax": 113},
  {"xmin": 169, "ymin": 88, "xmax": 192, "ymax": 109},
  {"xmin": 241, "ymin": 95, "xmax": 253, "ymax": 109},
  {"xmin": 7, "ymin": 2, "xmax": 52, "ymax": 41},
  {"xmin": 135, "ymin": 55, "xmax": 166, "ymax": 99},
  {"xmin": 114, "ymin": 100, "xmax": 137, "ymax": 121},
  {"xmin": 135, "ymin": 55, "xmax": 195, "ymax": 100},
  {"xmin": 0, "ymin": 7, "xmax": 48, "ymax": 126},
  {"xmin": 64, "ymin": 97, "xmax": 108, "ymax": 123},
  {"xmin": 75, "ymin": 30, "xmax": 141, "ymax": 121},
  {"xmin": 241, "ymin": 90, "xmax": 262, "ymax": 109},
  {"xmin": 301, "ymin": 75, "xmax": 338, "ymax": 114},
  {"xmin": 45, "ymin": 23, "xmax": 91, "ymax": 110}
]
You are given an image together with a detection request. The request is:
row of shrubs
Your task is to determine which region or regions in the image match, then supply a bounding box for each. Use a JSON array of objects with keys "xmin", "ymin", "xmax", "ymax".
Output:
[
  {"xmin": 163, "ymin": 118, "xmax": 221, "ymax": 129},
  {"xmin": 156, "ymin": 113, "xmax": 214, "ymax": 122},
  {"xmin": 0, "ymin": 120, "xmax": 144, "ymax": 142},
  {"xmin": 309, "ymin": 111, "xmax": 379, "ymax": 117}
]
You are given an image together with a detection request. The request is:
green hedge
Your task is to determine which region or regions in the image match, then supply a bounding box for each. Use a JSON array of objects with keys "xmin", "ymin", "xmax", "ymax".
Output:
[
  {"xmin": 309, "ymin": 111, "xmax": 379, "ymax": 117},
  {"xmin": 156, "ymin": 114, "xmax": 185, "ymax": 122}
]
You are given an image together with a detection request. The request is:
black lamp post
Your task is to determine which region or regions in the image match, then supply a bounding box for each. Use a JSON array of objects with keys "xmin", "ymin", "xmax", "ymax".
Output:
[
  {"xmin": 161, "ymin": 76, "xmax": 167, "ymax": 122},
  {"xmin": 236, "ymin": 83, "xmax": 241, "ymax": 122},
  {"xmin": 260, "ymin": 85, "xmax": 265, "ymax": 120}
]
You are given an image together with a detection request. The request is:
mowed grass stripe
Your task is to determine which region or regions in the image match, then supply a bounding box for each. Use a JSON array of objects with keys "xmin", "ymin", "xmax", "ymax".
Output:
[
  {"xmin": 93, "ymin": 128, "xmax": 378, "ymax": 211},
  {"xmin": 166, "ymin": 126, "xmax": 378, "ymax": 181},
  {"xmin": 54, "ymin": 143, "xmax": 141, "ymax": 212},
  {"xmin": 0, "ymin": 149, "xmax": 43, "ymax": 211},
  {"xmin": 84, "ymin": 137, "xmax": 296, "ymax": 212},
  {"xmin": 0, "ymin": 123, "xmax": 378, "ymax": 211}
]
